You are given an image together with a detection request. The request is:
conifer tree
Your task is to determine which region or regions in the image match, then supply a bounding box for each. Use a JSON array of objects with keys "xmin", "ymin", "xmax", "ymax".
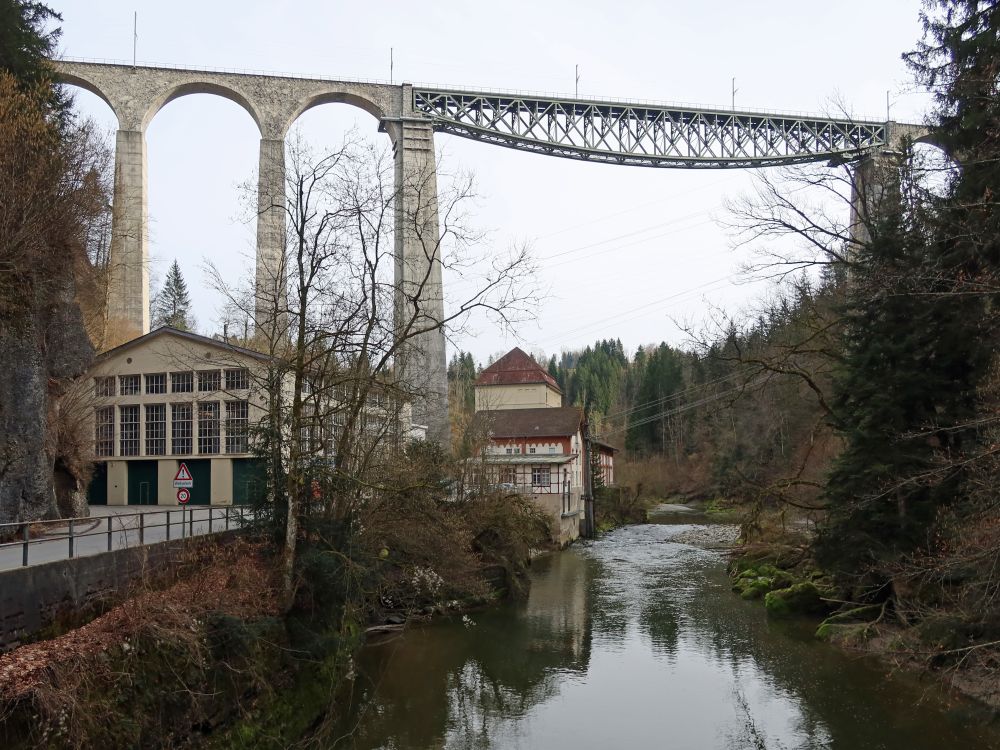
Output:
[
  {"xmin": 816, "ymin": 1, "xmax": 1000, "ymax": 583},
  {"xmin": 151, "ymin": 259, "xmax": 195, "ymax": 331},
  {"xmin": 0, "ymin": 1, "xmax": 69, "ymax": 121}
]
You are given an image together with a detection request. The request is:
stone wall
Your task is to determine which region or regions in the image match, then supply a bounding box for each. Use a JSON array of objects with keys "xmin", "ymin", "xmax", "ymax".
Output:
[{"xmin": 531, "ymin": 492, "xmax": 581, "ymax": 547}]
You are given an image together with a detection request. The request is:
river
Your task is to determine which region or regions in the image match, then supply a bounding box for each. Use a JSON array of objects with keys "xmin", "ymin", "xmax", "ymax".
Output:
[{"xmin": 330, "ymin": 520, "xmax": 1000, "ymax": 749}]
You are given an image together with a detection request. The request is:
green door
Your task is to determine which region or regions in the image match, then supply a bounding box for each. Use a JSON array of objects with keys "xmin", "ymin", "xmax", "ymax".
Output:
[
  {"xmin": 184, "ymin": 459, "xmax": 212, "ymax": 505},
  {"xmin": 232, "ymin": 458, "xmax": 267, "ymax": 505},
  {"xmin": 127, "ymin": 461, "xmax": 158, "ymax": 505},
  {"xmin": 87, "ymin": 462, "xmax": 108, "ymax": 506}
]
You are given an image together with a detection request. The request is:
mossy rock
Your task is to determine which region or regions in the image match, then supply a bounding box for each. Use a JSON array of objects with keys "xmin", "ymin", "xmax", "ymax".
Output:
[
  {"xmin": 815, "ymin": 621, "xmax": 871, "ymax": 643},
  {"xmin": 732, "ymin": 564, "xmax": 797, "ymax": 601},
  {"xmin": 764, "ymin": 582, "xmax": 830, "ymax": 618},
  {"xmin": 739, "ymin": 578, "xmax": 773, "ymax": 600}
]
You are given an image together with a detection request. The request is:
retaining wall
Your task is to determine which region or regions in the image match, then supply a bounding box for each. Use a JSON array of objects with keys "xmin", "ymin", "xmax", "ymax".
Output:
[{"xmin": 0, "ymin": 532, "xmax": 236, "ymax": 651}]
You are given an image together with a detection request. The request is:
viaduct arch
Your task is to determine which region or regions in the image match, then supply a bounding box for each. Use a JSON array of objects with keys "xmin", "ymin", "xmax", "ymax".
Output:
[{"xmin": 52, "ymin": 59, "xmax": 929, "ymax": 445}]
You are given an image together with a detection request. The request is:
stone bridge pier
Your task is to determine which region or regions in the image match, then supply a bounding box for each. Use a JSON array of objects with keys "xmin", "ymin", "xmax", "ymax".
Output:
[
  {"xmin": 848, "ymin": 121, "xmax": 933, "ymax": 250},
  {"xmin": 54, "ymin": 61, "xmax": 450, "ymax": 443}
]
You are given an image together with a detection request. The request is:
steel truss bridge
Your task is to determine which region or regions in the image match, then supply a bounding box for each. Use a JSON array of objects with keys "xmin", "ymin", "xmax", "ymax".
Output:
[{"xmin": 413, "ymin": 88, "xmax": 902, "ymax": 169}]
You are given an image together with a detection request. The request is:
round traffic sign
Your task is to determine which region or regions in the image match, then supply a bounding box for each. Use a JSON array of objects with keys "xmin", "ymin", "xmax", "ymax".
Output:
[{"xmin": 177, "ymin": 488, "xmax": 191, "ymax": 504}]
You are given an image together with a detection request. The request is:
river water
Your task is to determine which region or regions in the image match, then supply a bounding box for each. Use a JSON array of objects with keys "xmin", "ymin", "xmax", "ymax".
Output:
[{"xmin": 331, "ymin": 521, "xmax": 1000, "ymax": 749}]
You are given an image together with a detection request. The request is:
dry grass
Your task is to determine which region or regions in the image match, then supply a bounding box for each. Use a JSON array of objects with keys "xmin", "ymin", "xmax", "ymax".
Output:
[{"xmin": 0, "ymin": 539, "xmax": 279, "ymax": 703}]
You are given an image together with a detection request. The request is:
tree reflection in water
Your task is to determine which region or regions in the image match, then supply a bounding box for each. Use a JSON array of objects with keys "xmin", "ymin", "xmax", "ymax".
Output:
[{"xmin": 330, "ymin": 524, "xmax": 1000, "ymax": 750}]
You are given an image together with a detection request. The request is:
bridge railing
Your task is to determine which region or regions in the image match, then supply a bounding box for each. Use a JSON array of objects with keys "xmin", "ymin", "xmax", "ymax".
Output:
[
  {"xmin": 55, "ymin": 56, "xmax": 884, "ymax": 122},
  {"xmin": 0, "ymin": 506, "xmax": 256, "ymax": 570}
]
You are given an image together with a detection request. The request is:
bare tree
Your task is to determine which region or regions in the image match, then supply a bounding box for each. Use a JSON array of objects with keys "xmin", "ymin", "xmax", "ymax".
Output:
[{"xmin": 211, "ymin": 129, "xmax": 539, "ymax": 606}]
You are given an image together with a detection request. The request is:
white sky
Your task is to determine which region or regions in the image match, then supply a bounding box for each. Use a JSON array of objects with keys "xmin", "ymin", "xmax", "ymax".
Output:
[{"xmin": 55, "ymin": 0, "xmax": 932, "ymax": 363}]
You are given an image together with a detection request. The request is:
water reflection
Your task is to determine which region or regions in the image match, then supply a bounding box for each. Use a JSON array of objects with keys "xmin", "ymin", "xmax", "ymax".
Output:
[{"xmin": 331, "ymin": 524, "xmax": 1000, "ymax": 749}]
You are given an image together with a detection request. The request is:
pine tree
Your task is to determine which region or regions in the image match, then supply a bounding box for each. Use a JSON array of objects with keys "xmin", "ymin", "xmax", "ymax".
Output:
[
  {"xmin": 816, "ymin": 1, "xmax": 1000, "ymax": 581},
  {"xmin": 151, "ymin": 259, "xmax": 194, "ymax": 331},
  {"xmin": 0, "ymin": 1, "xmax": 70, "ymax": 123}
]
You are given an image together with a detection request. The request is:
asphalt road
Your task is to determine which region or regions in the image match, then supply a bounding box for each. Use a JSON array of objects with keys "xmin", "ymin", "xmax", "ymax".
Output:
[{"xmin": 0, "ymin": 505, "xmax": 254, "ymax": 572}]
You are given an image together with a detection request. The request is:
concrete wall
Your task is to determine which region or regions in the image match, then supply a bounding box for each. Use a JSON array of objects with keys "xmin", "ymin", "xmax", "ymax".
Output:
[
  {"xmin": 107, "ymin": 460, "xmax": 127, "ymax": 504},
  {"xmin": 157, "ymin": 459, "xmax": 177, "ymax": 505},
  {"xmin": 531, "ymin": 491, "xmax": 581, "ymax": 547},
  {"xmin": 0, "ymin": 533, "xmax": 237, "ymax": 651},
  {"xmin": 211, "ymin": 458, "xmax": 233, "ymax": 505}
]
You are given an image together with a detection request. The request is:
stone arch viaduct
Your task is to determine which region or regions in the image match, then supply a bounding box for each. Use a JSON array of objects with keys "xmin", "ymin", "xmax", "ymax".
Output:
[{"xmin": 53, "ymin": 59, "xmax": 928, "ymax": 443}]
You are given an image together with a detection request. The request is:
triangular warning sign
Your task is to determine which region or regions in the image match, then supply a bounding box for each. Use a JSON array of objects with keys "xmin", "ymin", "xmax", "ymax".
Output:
[{"xmin": 174, "ymin": 463, "xmax": 193, "ymax": 482}]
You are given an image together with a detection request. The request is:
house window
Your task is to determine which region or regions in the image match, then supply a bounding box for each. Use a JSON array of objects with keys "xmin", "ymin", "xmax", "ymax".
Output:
[
  {"xmin": 549, "ymin": 445, "xmax": 557, "ymax": 454},
  {"xmin": 529, "ymin": 447, "xmax": 536, "ymax": 454},
  {"xmin": 171, "ymin": 403, "xmax": 193, "ymax": 455},
  {"xmin": 532, "ymin": 466, "xmax": 551, "ymax": 488},
  {"xmin": 119, "ymin": 374, "xmax": 140, "ymax": 396},
  {"xmin": 119, "ymin": 405, "xmax": 139, "ymax": 456},
  {"xmin": 145, "ymin": 373, "xmax": 166, "ymax": 394},
  {"xmin": 500, "ymin": 467, "xmax": 516, "ymax": 484},
  {"xmin": 95, "ymin": 406, "xmax": 114, "ymax": 456},
  {"xmin": 94, "ymin": 376, "xmax": 115, "ymax": 397},
  {"xmin": 145, "ymin": 404, "xmax": 166, "ymax": 455},
  {"xmin": 505, "ymin": 447, "xmax": 513, "ymax": 455},
  {"xmin": 171, "ymin": 372, "xmax": 193, "ymax": 393},
  {"xmin": 225, "ymin": 400, "xmax": 249, "ymax": 454},
  {"xmin": 224, "ymin": 368, "xmax": 249, "ymax": 391},
  {"xmin": 197, "ymin": 401, "xmax": 220, "ymax": 454},
  {"xmin": 198, "ymin": 370, "xmax": 220, "ymax": 392}
]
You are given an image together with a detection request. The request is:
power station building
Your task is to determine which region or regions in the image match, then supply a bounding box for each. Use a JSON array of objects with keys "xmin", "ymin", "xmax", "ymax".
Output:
[{"xmin": 84, "ymin": 327, "xmax": 271, "ymax": 506}]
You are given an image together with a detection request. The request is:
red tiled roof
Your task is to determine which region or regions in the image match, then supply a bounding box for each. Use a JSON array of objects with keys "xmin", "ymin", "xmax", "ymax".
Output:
[
  {"xmin": 471, "ymin": 407, "xmax": 583, "ymax": 439},
  {"xmin": 475, "ymin": 347, "xmax": 561, "ymax": 391}
]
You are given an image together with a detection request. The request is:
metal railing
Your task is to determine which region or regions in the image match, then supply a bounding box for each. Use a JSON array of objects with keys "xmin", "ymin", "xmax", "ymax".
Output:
[
  {"xmin": 0, "ymin": 506, "xmax": 256, "ymax": 570},
  {"xmin": 55, "ymin": 56, "xmax": 885, "ymax": 122}
]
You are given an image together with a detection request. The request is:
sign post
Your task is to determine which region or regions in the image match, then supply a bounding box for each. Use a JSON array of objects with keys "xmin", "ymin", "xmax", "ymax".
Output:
[
  {"xmin": 173, "ymin": 463, "xmax": 194, "ymax": 537},
  {"xmin": 173, "ymin": 462, "xmax": 193, "ymax": 489}
]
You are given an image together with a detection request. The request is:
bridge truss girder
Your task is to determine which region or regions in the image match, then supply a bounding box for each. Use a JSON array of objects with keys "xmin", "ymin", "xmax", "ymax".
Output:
[{"xmin": 413, "ymin": 89, "xmax": 889, "ymax": 168}]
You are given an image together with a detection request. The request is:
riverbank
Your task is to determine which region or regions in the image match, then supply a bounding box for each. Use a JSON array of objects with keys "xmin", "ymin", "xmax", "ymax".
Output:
[
  {"xmin": 0, "ymin": 539, "xmax": 286, "ymax": 747},
  {"xmin": 0, "ymin": 483, "xmax": 555, "ymax": 747},
  {"xmin": 727, "ymin": 532, "xmax": 1000, "ymax": 718}
]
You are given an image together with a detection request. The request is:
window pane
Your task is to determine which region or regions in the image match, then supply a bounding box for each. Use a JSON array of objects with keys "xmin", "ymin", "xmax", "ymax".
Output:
[
  {"xmin": 225, "ymin": 400, "xmax": 249, "ymax": 454},
  {"xmin": 198, "ymin": 401, "xmax": 220, "ymax": 454},
  {"xmin": 224, "ymin": 368, "xmax": 249, "ymax": 391},
  {"xmin": 170, "ymin": 372, "xmax": 193, "ymax": 393},
  {"xmin": 145, "ymin": 373, "xmax": 166, "ymax": 394},
  {"xmin": 94, "ymin": 376, "xmax": 115, "ymax": 397},
  {"xmin": 145, "ymin": 404, "xmax": 166, "ymax": 455},
  {"xmin": 95, "ymin": 406, "xmax": 114, "ymax": 456},
  {"xmin": 171, "ymin": 403, "xmax": 193, "ymax": 455},
  {"xmin": 119, "ymin": 375, "xmax": 140, "ymax": 396},
  {"xmin": 197, "ymin": 370, "xmax": 220, "ymax": 392},
  {"xmin": 119, "ymin": 405, "xmax": 139, "ymax": 456}
]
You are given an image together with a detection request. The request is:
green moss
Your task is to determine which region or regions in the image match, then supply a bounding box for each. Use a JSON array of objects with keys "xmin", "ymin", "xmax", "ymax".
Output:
[{"xmin": 764, "ymin": 582, "xmax": 831, "ymax": 618}]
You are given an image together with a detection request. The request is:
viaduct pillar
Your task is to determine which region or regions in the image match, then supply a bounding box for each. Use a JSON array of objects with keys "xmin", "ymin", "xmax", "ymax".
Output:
[
  {"xmin": 108, "ymin": 129, "xmax": 150, "ymax": 343},
  {"xmin": 848, "ymin": 152, "xmax": 899, "ymax": 251},
  {"xmin": 848, "ymin": 122, "xmax": 926, "ymax": 251},
  {"xmin": 385, "ymin": 109, "xmax": 450, "ymax": 445},
  {"xmin": 254, "ymin": 136, "xmax": 287, "ymax": 338}
]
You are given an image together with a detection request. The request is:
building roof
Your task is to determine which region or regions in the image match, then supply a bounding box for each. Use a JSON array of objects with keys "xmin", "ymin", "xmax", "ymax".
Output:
[
  {"xmin": 591, "ymin": 437, "xmax": 619, "ymax": 454},
  {"xmin": 472, "ymin": 406, "xmax": 583, "ymax": 439},
  {"xmin": 96, "ymin": 326, "xmax": 271, "ymax": 363},
  {"xmin": 482, "ymin": 454, "xmax": 577, "ymax": 465},
  {"xmin": 475, "ymin": 347, "xmax": 561, "ymax": 392}
]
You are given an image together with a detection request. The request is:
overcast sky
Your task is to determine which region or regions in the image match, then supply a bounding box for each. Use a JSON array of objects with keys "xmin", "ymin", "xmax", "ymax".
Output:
[{"xmin": 56, "ymin": 0, "xmax": 932, "ymax": 364}]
